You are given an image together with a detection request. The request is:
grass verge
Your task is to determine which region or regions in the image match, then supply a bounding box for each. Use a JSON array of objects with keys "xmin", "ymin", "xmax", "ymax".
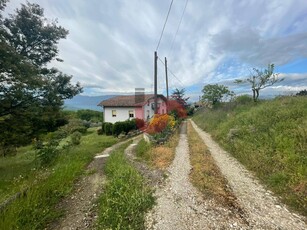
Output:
[
  {"xmin": 187, "ymin": 121, "xmax": 238, "ymax": 207},
  {"xmin": 135, "ymin": 130, "xmax": 179, "ymax": 170},
  {"xmin": 193, "ymin": 96, "xmax": 307, "ymax": 216},
  {"xmin": 98, "ymin": 142, "xmax": 154, "ymax": 230},
  {"xmin": 0, "ymin": 128, "xmax": 117, "ymax": 229}
]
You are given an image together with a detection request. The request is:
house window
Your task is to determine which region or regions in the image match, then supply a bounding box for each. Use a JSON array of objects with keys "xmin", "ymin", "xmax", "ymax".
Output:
[
  {"xmin": 129, "ymin": 110, "xmax": 134, "ymax": 118},
  {"xmin": 162, "ymin": 109, "xmax": 165, "ymax": 114},
  {"xmin": 112, "ymin": 110, "xmax": 116, "ymax": 117}
]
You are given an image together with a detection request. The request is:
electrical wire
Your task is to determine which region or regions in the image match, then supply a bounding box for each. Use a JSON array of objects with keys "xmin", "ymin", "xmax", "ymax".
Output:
[
  {"xmin": 169, "ymin": 0, "xmax": 188, "ymax": 56},
  {"xmin": 158, "ymin": 57, "xmax": 184, "ymax": 86},
  {"xmin": 156, "ymin": 0, "xmax": 174, "ymax": 51}
]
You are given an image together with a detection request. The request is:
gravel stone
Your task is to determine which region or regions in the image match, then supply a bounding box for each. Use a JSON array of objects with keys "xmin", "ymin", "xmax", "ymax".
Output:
[
  {"xmin": 146, "ymin": 121, "xmax": 248, "ymax": 229},
  {"xmin": 191, "ymin": 120, "xmax": 307, "ymax": 229}
]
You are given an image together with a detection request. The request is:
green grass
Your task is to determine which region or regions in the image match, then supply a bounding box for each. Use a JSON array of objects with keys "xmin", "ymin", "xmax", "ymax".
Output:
[
  {"xmin": 98, "ymin": 142, "xmax": 155, "ymax": 230},
  {"xmin": 0, "ymin": 128, "xmax": 117, "ymax": 229},
  {"xmin": 135, "ymin": 139, "xmax": 152, "ymax": 162},
  {"xmin": 193, "ymin": 96, "xmax": 307, "ymax": 216},
  {"xmin": 0, "ymin": 146, "xmax": 37, "ymax": 204}
]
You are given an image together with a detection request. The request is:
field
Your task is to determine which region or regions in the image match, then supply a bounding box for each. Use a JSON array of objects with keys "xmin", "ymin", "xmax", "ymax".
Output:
[{"xmin": 0, "ymin": 128, "xmax": 117, "ymax": 229}]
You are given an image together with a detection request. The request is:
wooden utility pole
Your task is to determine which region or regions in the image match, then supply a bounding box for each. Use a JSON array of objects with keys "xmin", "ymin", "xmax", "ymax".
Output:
[
  {"xmin": 154, "ymin": 51, "xmax": 158, "ymax": 114},
  {"xmin": 165, "ymin": 57, "xmax": 169, "ymax": 101}
]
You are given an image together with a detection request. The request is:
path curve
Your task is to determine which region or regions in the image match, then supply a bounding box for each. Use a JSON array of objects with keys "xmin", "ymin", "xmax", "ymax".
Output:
[
  {"xmin": 191, "ymin": 119, "xmax": 307, "ymax": 229},
  {"xmin": 146, "ymin": 121, "xmax": 248, "ymax": 229}
]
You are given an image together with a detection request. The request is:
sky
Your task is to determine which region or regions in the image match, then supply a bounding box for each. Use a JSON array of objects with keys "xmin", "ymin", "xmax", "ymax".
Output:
[{"xmin": 5, "ymin": 0, "xmax": 307, "ymax": 101}]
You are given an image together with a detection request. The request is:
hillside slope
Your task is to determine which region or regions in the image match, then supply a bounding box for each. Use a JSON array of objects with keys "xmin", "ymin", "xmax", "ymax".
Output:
[{"xmin": 193, "ymin": 96, "xmax": 307, "ymax": 216}]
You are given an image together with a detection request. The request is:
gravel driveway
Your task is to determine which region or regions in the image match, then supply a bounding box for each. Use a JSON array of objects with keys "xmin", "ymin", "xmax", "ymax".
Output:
[
  {"xmin": 191, "ymin": 120, "xmax": 307, "ymax": 229},
  {"xmin": 146, "ymin": 121, "xmax": 249, "ymax": 229}
]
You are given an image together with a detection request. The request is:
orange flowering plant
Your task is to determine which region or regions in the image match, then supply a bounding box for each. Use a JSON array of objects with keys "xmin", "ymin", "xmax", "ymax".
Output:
[{"xmin": 146, "ymin": 114, "xmax": 175, "ymax": 135}]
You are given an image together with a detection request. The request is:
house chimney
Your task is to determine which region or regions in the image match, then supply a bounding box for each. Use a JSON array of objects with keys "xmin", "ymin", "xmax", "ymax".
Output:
[{"xmin": 135, "ymin": 88, "xmax": 145, "ymax": 104}]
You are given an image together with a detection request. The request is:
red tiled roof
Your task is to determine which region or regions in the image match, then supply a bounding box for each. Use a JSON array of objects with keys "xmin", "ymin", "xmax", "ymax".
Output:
[{"xmin": 98, "ymin": 94, "xmax": 167, "ymax": 107}]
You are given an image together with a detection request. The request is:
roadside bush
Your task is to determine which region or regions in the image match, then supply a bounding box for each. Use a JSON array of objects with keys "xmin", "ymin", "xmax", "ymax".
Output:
[
  {"xmin": 104, "ymin": 122, "xmax": 113, "ymax": 136},
  {"xmin": 146, "ymin": 114, "xmax": 170, "ymax": 134},
  {"xmin": 70, "ymin": 131, "xmax": 82, "ymax": 145},
  {"xmin": 112, "ymin": 122, "xmax": 123, "ymax": 137},
  {"xmin": 34, "ymin": 139, "xmax": 59, "ymax": 167},
  {"xmin": 112, "ymin": 120, "xmax": 137, "ymax": 137},
  {"xmin": 135, "ymin": 118, "xmax": 145, "ymax": 129}
]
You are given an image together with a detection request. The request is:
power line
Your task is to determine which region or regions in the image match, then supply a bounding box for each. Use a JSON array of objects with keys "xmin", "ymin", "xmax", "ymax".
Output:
[
  {"xmin": 158, "ymin": 57, "xmax": 184, "ymax": 86},
  {"xmin": 169, "ymin": 0, "xmax": 188, "ymax": 56},
  {"xmin": 156, "ymin": 0, "xmax": 174, "ymax": 51}
]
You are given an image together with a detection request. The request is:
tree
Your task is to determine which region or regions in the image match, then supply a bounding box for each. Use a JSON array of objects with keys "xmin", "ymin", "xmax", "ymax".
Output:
[
  {"xmin": 170, "ymin": 88, "xmax": 189, "ymax": 108},
  {"xmin": 0, "ymin": 2, "xmax": 82, "ymax": 153},
  {"xmin": 201, "ymin": 84, "xmax": 234, "ymax": 105},
  {"xmin": 296, "ymin": 89, "xmax": 307, "ymax": 96},
  {"xmin": 235, "ymin": 64, "xmax": 284, "ymax": 102}
]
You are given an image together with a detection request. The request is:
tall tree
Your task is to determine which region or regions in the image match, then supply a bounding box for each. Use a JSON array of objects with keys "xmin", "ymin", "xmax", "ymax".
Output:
[
  {"xmin": 235, "ymin": 64, "xmax": 284, "ymax": 102},
  {"xmin": 201, "ymin": 84, "xmax": 234, "ymax": 105},
  {"xmin": 170, "ymin": 88, "xmax": 189, "ymax": 108},
  {"xmin": 0, "ymin": 2, "xmax": 82, "ymax": 153}
]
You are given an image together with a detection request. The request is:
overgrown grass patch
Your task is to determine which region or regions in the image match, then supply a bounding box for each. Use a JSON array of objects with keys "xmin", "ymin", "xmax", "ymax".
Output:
[
  {"xmin": 187, "ymin": 121, "xmax": 235, "ymax": 205},
  {"xmin": 135, "ymin": 130, "xmax": 179, "ymax": 170},
  {"xmin": 98, "ymin": 142, "xmax": 154, "ymax": 230},
  {"xmin": 193, "ymin": 96, "xmax": 307, "ymax": 216},
  {"xmin": 0, "ymin": 128, "xmax": 117, "ymax": 229}
]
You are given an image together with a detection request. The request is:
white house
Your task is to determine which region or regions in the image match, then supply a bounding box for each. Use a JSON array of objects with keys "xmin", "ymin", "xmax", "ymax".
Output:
[{"xmin": 98, "ymin": 94, "xmax": 168, "ymax": 123}]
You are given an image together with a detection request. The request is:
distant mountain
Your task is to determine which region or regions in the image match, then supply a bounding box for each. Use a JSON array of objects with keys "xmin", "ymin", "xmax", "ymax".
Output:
[{"xmin": 64, "ymin": 95, "xmax": 116, "ymax": 111}]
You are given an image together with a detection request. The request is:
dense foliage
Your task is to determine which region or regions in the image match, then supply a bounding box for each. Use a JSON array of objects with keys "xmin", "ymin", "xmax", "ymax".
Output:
[
  {"xmin": 0, "ymin": 2, "xmax": 82, "ymax": 154},
  {"xmin": 201, "ymin": 84, "xmax": 234, "ymax": 105}
]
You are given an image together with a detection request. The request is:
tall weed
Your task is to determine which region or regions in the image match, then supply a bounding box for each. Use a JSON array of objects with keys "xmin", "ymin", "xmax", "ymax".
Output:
[{"xmin": 98, "ymin": 143, "xmax": 154, "ymax": 230}]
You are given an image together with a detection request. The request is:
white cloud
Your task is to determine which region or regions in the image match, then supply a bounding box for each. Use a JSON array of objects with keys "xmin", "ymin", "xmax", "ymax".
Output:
[{"xmin": 5, "ymin": 0, "xmax": 307, "ymax": 97}]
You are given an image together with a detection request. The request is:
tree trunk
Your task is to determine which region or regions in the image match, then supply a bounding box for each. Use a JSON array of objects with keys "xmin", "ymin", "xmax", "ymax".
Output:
[
  {"xmin": 252, "ymin": 89, "xmax": 256, "ymax": 102},
  {"xmin": 255, "ymin": 89, "xmax": 259, "ymax": 101}
]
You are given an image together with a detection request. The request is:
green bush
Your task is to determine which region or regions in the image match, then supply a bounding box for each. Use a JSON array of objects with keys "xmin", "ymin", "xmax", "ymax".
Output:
[
  {"xmin": 104, "ymin": 122, "xmax": 113, "ymax": 136},
  {"xmin": 235, "ymin": 94, "xmax": 253, "ymax": 105},
  {"xmin": 70, "ymin": 131, "xmax": 82, "ymax": 145},
  {"xmin": 111, "ymin": 120, "xmax": 137, "ymax": 137},
  {"xmin": 35, "ymin": 139, "xmax": 59, "ymax": 167}
]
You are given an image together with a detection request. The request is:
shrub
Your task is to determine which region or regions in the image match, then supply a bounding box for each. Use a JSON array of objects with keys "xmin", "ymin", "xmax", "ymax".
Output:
[
  {"xmin": 70, "ymin": 131, "xmax": 82, "ymax": 145},
  {"xmin": 112, "ymin": 122, "xmax": 124, "ymax": 137},
  {"xmin": 235, "ymin": 94, "xmax": 253, "ymax": 105},
  {"xmin": 135, "ymin": 118, "xmax": 145, "ymax": 129},
  {"xmin": 111, "ymin": 120, "xmax": 137, "ymax": 137},
  {"xmin": 35, "ymin": 139, "xmax": 59, "ymax": 167},
  {"xmin": 104, "ymin": 122, "xmax": 113, "ymax": 136},
  {"xmin": 97, "ymin": 128, "xmax": 104, "ymax": 135},
  {"xmin": 146, "ymin": 114, "xmax": 170, "ymax": 134}
]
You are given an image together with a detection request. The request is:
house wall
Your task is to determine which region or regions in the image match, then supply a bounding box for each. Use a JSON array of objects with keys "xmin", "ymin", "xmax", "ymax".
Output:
[
  {"xmin": 135, "ymin": 107, "xmax": 143, "ymax": 120},
  {"xmin": 143, "ymin": 98, "xmax": 167, "ymax": 121},
  {"xmin": 104, "ymin": 107, "xmax": 135, "ymax": 124}
]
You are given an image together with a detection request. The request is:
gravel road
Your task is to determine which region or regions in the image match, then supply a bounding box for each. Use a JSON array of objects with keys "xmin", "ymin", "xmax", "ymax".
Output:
[
  {"xmin": 191, "ymin": 119, "xmax": 307, "ymax": 229},
  {"xmin": 146, "ymin": 121, "xmax": 248, "ymax": 229}
]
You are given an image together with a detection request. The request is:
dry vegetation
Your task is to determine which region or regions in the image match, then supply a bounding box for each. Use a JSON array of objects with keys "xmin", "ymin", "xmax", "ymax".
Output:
[
  {"xmin": 187, "ymin": 121, "xmax": 243, "ymax": 212},
  {"xmin": 136, "ymin": 130, "xmax": 180, "ymax": 170}
]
